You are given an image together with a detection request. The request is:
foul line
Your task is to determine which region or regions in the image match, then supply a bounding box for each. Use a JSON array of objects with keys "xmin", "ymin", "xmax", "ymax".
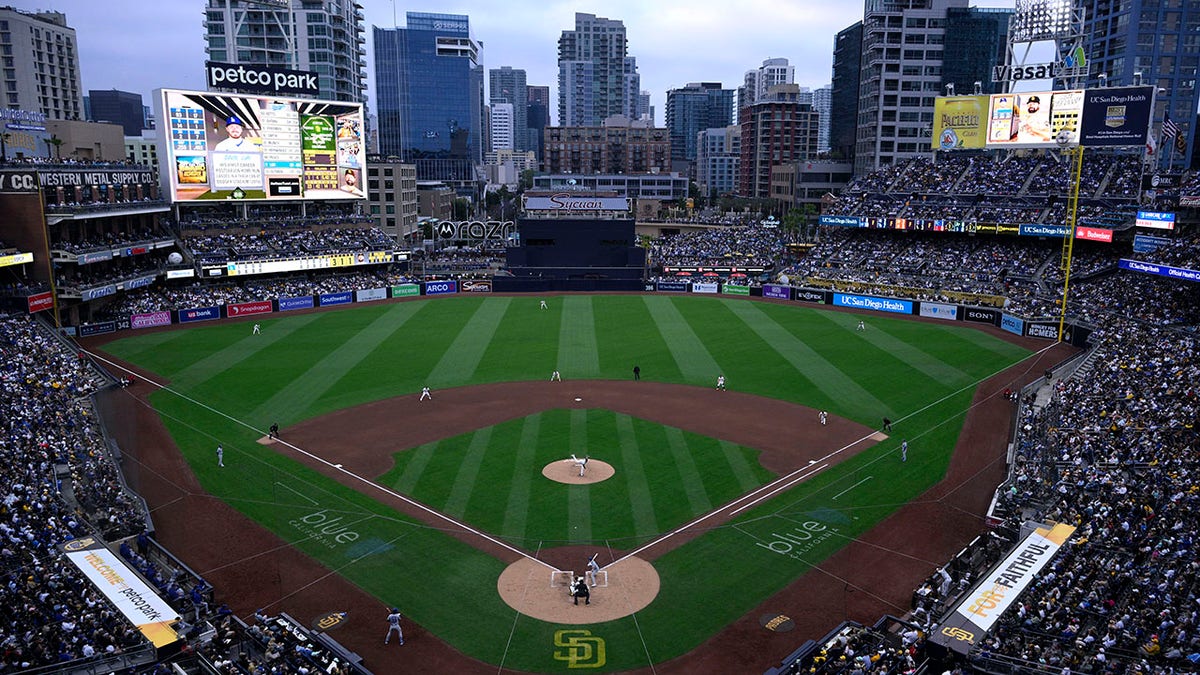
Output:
[
  {"xmin": 831, "ymin": 476, "xmax": 873, "ymax": 501},
  {"xmin": 85, "ymin": 349, "xmax": 557, "ymax": 572},
  {"xmin": 275, "ymin": 481, "xmax": 318, "ymax": 505}
]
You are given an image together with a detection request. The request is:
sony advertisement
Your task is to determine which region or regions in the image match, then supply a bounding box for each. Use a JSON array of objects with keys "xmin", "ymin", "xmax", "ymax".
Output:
[
  {"xmin": 986, "ymin": 90, "xmax": 1084, "ymax": 148},
  {"xmin": 155, "ymin": 88, "xmax": 365, "ymax": 202}
]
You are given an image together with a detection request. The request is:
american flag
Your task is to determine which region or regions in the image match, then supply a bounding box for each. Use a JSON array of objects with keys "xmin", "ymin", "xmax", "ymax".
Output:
[{"xmin": 1163, "ymin": 114, "xmax": 1179, "ymax": 139}]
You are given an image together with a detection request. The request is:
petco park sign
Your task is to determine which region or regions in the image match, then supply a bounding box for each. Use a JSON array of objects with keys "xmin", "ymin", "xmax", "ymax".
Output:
[
  {"xmin": 205, "ymin": 61, "xmax": 320, "ymax": 97},
  {"xmin": 523, "ymin": 194, "xmax": 630, "ymax": 211}
]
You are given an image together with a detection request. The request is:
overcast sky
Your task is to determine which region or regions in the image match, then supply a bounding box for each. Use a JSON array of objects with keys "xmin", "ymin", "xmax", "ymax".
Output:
[{"xmin": 19, "ymin": 0, "xmax": 1015, "ymax": 124}]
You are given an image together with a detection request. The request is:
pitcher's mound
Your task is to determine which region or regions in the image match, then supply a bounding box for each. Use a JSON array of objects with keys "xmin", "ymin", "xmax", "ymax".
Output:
[
  {"xmin": 542, "ymin": 459, "xmax": 615, "ymax": 484},
  {"xmin": 497, "ymin": 556, "xmax": 660, "ymax": 624}
]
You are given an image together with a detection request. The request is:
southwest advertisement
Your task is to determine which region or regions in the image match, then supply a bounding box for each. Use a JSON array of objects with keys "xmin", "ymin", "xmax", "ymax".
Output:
[
  {"xmin": 933, "ymin": 96, "xmax": 988, "ymax": 150},
  {"xmin": 156, "ymin": 88, "xmax": 365, "ymax": 202},
  {"xmin": 987, "ymin": 90, "xmax": 1084, "ymax": 148}
]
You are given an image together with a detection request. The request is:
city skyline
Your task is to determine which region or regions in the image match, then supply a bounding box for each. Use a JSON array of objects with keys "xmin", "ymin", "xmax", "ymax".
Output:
[{"xmin": 18, "ymin": 0, "xmax": 1014, "ymax": 126}]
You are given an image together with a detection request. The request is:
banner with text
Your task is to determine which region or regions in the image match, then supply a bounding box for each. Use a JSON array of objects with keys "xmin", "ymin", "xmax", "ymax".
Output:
[
  {"xmin": 391, "ymin": 283, "xmax": 420, "ymax": 297},
  {"xmin": 459, "ymin": 280, "xmax": 493, "ymax": 293},
  {"xmin": 423, "ymin": 280, "xmax": 458, "ymax": 296},
  {"xmin": 762, "ymin": 284, "xmax": 792, "ymax": 300},
  {"xmin": 278, "ymin": 296, "xmax": 314, "ymax": 311},
  {"xmin": 227, "ymin": 300, "xmax": 272, "ymax": 317},
  {"xmin": 832, "ymin": 293, "xmax": 912, "ymax": 314},
  {"xmin": 691, "ymin": 282, "xmax": 719, "ymax": 294},
  {"xmin": 131, "ymin": 311, "xmax": 172, "ymax": 329},
  {"xmin": 355, "ymin": 287, "xmax": 387, "ymax": 302},
  {"xmin": 62, "ymin": 537, "xmax": 179, "ymax": 647},
  {"xmin": 178, "ymin": 305, "xmax": 220, "ymax": 323},
  {"xmin": 1119, "ymin": 259, "xmax": 1200, "ymax": 283},
  {"xmin": 1000, "ymin": 313, "xmax": 1025, "ymax": 335},
  {"xmin": 318, "ymin": 291, "xmax": 353, "ymax": 306},
  {"xmin": 26, "ymin": 291, "xmax": 52, "ymax": 314},
  {"xmin": 918, "ymin": 302, "xmax": 959, "ymax": 321},
  {"xmin": 962, "ymin": 307, "xmax": 1000, "ymax": 325},
  {"xmin": 655, "ymin": 280, "xmax": 689, "ymax": 292},
  {"xmin": 721, "ymin": 284, "xmax": 750, "ymax": 296}
]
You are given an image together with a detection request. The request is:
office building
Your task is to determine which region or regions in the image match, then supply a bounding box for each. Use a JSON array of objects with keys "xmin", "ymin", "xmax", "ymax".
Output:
[
  {"xmin": 1082, "ymin": 0, "xmax": 1199, "ymax": 170},
  {"xmin": 374, "ymin": 13, "xmax": 485, "ymax": 191},
  {"xmin": 490, "ymin": 102, "xmax": 515, "ymax": 152},
  {"xmin": 738, "ymin": 58, "xmax": 795, "ymax": 118},
  {"xmin": 813, "ymin": 85, "xmax": 832, "ymax": 154},
  {"xmin": 542, "ymin": 117, "xmax": 669, "ymax": 175},
  {"xmin": 638, "ymin": 90, "xmax": 652, "ymax": 123},
  {"xmin": 557, "ymin": 13, "xmax": 642, "ymax": 127},
  {"xmin": 203, "ymin": 0, "xmax": 367, "ymax": 104},
  {"xmin": 665, "ymin": 82, "xmax": 735, "ymax": 162},
  {"xmin": 696, "ymin": 125, "xmax": 741, "ymax": 199},
  {"xmin": 941, "ymin": 7, "xmax": 1011, "ymax": 97},
  {"xmin": 0, "ymin": 7, "xmax": 83, "ymax": 120},
  {"xmin": 738, "ymin": 84, "xmax": 820, "ymax": 199},
  {"xmin": 490, "ymin": 67, "xmax": 528, "ymax": 152},
  {"xmin": 126, "ymin": 129, "xmax": 159, "ymax": 173},
  {"xmin": 830, "ymin": 23, "xmax": 863, "ymax": 163},
  {"xmin": 366, "ymin": 158, "xmax": 418, "ymax": 242},
  {"xmin": 89, "ymin": 89, "xmax": 144, "ymax": 136}
]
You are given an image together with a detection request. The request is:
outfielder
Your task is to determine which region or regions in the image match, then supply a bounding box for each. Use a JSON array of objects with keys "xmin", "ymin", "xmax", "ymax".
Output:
[
  {"xmin": 384, "ymin": 608, "xmax": 404, "ymax": 645},
  {"xmin": 586, "ymin": 554, "xmax": 601, "ymax": 587},
  {"xmin": 253, "ymin": 323, "xmax": 260, "ymax": 335},
  {"xmin": 901, "ymin": 439, "xmax": 908, "ymax": 462},
  {"xmin": 216, "ymin": 444, "xmax": 224, "ymax": 468},
  {"xmin": 540, "ymin": 300, "xmax": 548, "ymax": 309},
  {"xmin": 857, "ymin": 320, "xmax": 866, "ymax": 331}
]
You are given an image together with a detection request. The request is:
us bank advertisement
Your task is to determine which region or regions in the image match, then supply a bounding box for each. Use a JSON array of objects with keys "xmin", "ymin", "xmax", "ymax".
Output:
[{"xmin": 155, "ymin": 88, "xmax": 365, "ymax": 202}]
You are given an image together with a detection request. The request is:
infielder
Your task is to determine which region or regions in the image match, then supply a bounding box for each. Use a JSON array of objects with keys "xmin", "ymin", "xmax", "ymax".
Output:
[
  {"xmin": 819, "ymin": 410, "xmax": 828, "ymax": 426},
  {"xmin": 586, "ymin": 554, "xmax": 601, "ymax": 587},
  {"xmin": 384, "ymin": 608, "xmax": 404, "ymax": 645},
  {"xmin": 419, "ymin": 386, "xmax": 432, "ymax": 401},
  {"xmin": 716, "ymin": 375, "xmax": 726, "ymax": 390},
  {"xmin": 568, "ymin": 454, "xmax": 590, "ymax": 477},
  {"xmin": 551, "ymin": 370, "xmax": 562, "ymax": 381}
]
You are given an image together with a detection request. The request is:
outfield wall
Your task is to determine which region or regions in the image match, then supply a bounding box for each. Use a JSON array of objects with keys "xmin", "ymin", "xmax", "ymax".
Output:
[{"xmin": 64, "ymin": 281, "xmax": 1092, "ymax": 347}]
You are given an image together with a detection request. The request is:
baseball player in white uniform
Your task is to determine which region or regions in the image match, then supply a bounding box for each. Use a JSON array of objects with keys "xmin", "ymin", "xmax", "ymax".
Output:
[
  {"xmin": 551, "ymin": 370, "xmax": 562, "ymax": 381},
  {"xmin": 716, "ymin": 375, "xmax": 726, "ymax": 390},
  {"xmin": 568, "ymin": 454, "xmax": 589, "ymax": 477},
  {"xmin": 216, "ymin": 444, "xmax": 224, "ymax": 467},
  {"xmin": 819, "ymin": 410, "xmax": 828, "ymax": 425},
  {"xmin": 420, "ymin": 386, "xmax": 432, "ymax": 401},
  {"xmin": 253, "ymin": 323, "xmax": 260, "ymax": 334},
  {"xmin": 384, "ymin": 608, "xmax": 404, "ymax": 645}
]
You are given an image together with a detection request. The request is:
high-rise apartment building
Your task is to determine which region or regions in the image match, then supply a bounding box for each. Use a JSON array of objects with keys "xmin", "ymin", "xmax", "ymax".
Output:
[
  {"xmin": 830, "ymin": 23, "xmax": 863, "ymax": 163},
  {"xmin": 542, "ymin": 118, "xmax": 669, "ymax": 175},
  {"xmin": 374, "ymin": 13, "xmax": 484, "ymax": 187},
  {"xmin": 490, "ymin": 102, "xmax": 515, "ymax": 152},
  {"xmin": 203, "ymin": 0, "xmax": 367, "ymax": 103},
  {"xmin": 0, "ymin": 7, "xmax": 83, "ymax": 120},
  {"xmin": 1082, "ymin": 0, "xmax": 1199, "ymax": 170},
  {"xmin": 738, "ymin": 84, "xmax": 820, "ymax": 199},
  {"xmin": 738, "ymin": 58, "xmax": 795, "ymax": 119},
  {"xmin": 696, "ymin": 125, "xmax": 741, "ymax": 199},
  {"xmin": 490, "ymin": 67, "xmax": 528, "ymax": 151},
  {"xmin": 557, "ymin": 13, "xmax": 641, "ymax": 127},
  {"xmin": 813, "ymin": 85, "xmax": 832, "ymax": 154},
  {"xmin": 88, "ymin": 89, "xmax": 144, "ymax": 136},
  {"xmin": 665, "ymin": 83, "xmax": 735, "ymax": 162}
]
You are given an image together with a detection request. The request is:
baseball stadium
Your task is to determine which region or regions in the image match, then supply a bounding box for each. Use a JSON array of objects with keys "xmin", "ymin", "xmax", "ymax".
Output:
[{"xmin": 1, "ymin": 0, "xmax": 1199, "ymax": 673}]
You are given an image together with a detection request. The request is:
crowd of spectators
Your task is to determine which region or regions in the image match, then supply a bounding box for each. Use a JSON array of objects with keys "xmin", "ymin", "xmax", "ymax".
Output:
[
  {"xmin": 650, "ymin": 223, "xmax": 788, "ymax": 268},
  {"xmin": 182, "ymin": 226, "xmax": 393, "ymax": 263}
]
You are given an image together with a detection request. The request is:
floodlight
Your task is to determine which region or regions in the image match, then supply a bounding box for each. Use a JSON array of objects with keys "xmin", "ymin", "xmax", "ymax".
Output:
[
  {"xmin": 945, "ymin": 83, "xmax": 955, "ymax": 96},
  {"xmin": 1011, "ymin": 0, "xmax": 1077, "ymax": 42}
]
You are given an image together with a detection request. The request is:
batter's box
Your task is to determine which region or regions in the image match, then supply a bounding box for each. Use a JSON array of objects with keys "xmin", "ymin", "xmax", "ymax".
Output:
[
  {"xmin": 550, "ymin": 570, "xmax": 574, "ymax": 588},
  {"xmin": 591, "ymin": 570, "xmax": 608, "ymax": 588}
]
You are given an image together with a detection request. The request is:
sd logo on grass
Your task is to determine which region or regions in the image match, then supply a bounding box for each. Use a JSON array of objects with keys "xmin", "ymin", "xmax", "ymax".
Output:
[{"xmin": 553, "ymin": 629, "xmax": 605, "ymax": 668}]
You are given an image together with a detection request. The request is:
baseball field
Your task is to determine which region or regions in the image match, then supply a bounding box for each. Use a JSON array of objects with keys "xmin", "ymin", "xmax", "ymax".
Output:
[{"xmin": 98, "ymin": 294, "xmax": 1042, "ymax": 673}]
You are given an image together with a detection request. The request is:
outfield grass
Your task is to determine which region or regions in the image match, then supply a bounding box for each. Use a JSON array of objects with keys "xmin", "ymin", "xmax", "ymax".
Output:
[{"xmin": 102, "ymin": 295, "xmax": 1031, "ymax": 672}]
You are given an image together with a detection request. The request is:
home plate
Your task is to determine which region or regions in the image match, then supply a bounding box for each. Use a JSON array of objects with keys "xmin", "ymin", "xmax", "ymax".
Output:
[{"xmin": 574, "ymin": 397, "xmax": 582, "ymax": 402}]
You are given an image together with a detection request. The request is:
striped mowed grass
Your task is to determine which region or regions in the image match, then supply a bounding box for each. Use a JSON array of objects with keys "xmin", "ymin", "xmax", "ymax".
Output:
[{"xmin": 101, "ymin": 294, "xmax": 1031, "ymax": 672}]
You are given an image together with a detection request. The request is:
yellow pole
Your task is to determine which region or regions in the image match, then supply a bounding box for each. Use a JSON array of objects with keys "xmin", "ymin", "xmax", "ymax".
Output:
[{"xmin": 1057, "ymin": 145, "xmax": 1084, "ymax": 342}]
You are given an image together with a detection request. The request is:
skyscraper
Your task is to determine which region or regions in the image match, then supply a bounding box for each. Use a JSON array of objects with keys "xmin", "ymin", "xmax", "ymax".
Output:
[
  {"xmin": 665, "ymin": 83, "xmax": 735, "ymax": 162},
  {"xmin": 1082, "ymin": 0, "xmax": 1199, "ymax": 170},
  {"xmin": 490, "ymin": 102, "xmax": 514, "ymax": 152},
  {"xmin": 490, "ymin": 67, "xmax": 528, "ymax": 152},
  {"xmin": 830, "ymin": 23, "xmax": 862, "ymax": 163},
  {"xmin": 813, "ymin": 85, "xmax": 832, "ymax": 155},
  {"xmin": 89, "ymin": 90, "xmax": 145, "ymax": 136},
  {"xmin": 738, "ymin": 58, "xmax": 795, "ymax": 119},
  {"xmin": 941, "ymin": 7, "xmax": 1011, "ymax": 97},
  {"xmin": 739, "ymin": 85, "xmax": 820, "ymax": 199},
  {"xmin": 527, "ymin": 85, "xmax": 550, "ymax": 160},
  {"xmin": 557, "ymin": 13, "xmax": 641, "ymax": 127},
  {"xmin": 374, "ymin": 13, "xmax": 484, "ymax": 185},
  {"xmin": 0, "ymin": 7, "xmax": 83, "ymax": 120},
  {"xmin": 203, "ymin": 0, "xmax": 367, "ymax": 104}
]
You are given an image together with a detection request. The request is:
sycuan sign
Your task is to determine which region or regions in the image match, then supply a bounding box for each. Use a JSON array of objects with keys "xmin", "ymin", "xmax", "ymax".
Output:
[{"xmin": 523, "ymin": 194, "xmax": 630, "ymax": 211}]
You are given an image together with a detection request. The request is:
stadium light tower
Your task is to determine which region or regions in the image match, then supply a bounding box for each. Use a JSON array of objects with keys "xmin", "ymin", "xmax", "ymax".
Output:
[{"xmin": 1001, "ymin": 0, "xmax": 1088, "ymax": 93}]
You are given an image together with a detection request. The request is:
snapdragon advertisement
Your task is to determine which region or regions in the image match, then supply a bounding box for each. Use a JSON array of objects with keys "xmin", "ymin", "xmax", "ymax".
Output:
[{"xmin": 156, "ymin": 88, "xmax": 365, "ymax": 202}]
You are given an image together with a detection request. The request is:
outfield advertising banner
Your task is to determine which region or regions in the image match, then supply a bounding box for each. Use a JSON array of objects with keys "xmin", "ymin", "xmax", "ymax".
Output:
[
  {"xmin": 691, "ymin": 282, "xmax": 719, "ymax": 294},
  {"xmin": 460, "ymin": 280, "xmax": 493, "ymax": 293},
  {"xmin": 424, "ymin": 280, "xmax": 458, "ymax": 296},
  {"xmin": 62, "ymin": 537, "xmax": 179, "ymax": 647},
  {"xmin": 1000, "ymin": 313, "xmax": 1025, "ymax": 335},
  {"xmin": 1079, "ymin": 86, "xmax": 1154, "ymax": 147},
  {"xmin": 833, "ymin": 293, "xmax": 912, "ymax": 314},
  {"xmin": 131, "ymin": 311, "xmax": 172, "ymax": 329},
  {"xmin": 179, "ymin": 306, "xmax": 220, "ymax": 323},
  {"xmin": 227, "ymin": 300, "xmax": 272, "ymax": 317},
  {"xmin": 963, "ymin": 307, "xmax": 1000, "ymax": 325},
  {"xmin": 919, "ymin": 302, "xmax": 959, "ymax": 321},
  {"xmin": 27, "ymin": 291, "xmax": 53, "ymax": 314},
  {"xmin": 1120, "ymin": 259, "xmax": 1200, "ymax": 283},
  {"xmin": 932, "ymin": 523, "xmax": 1075, "ymax": 655},
  {"xmin": 278, "ymin": 296, "xmax": 314, "ymax": 311},
  {"xmin": 78, "ymin": 250, "xmax": 114, "ymax": 265},
  {"xmin": 1025, "ymin": 322, "xmax": 1059, "ymax": 339},
  {"xmin": 987, "ymin": 90, "xmax": 1083, "ymax": 148},
  {"xmin": 82, "ymin": 285, "xmax": 117, "ymax": 302},
  {"xmin": 391, "ymin": 283, "xmax": 420, "ymax": 298},
  {"xmin": 1132, "ymin": 234, "xmax": 1171, "ymax": 253},
  {"xmin": 79, "ymin": 321, "xmax": 116, "ymax": 337},
  {"xmin": 1019, "ymin": 224, "xmax": 1068, "ymax": 237},
  {"xmin": 792, "ymin": 288, "xmax": 826, "ymax": 304},
  {"xmin": 319, "ymin": 291, "xmax": 353, "ymax": 306},
  {"xmin": 355, "ymin": 288, "xmax": 387, "ymax": 302},
  {"xmin": 655, "ymin": 280, "xmax": 689, "ymax": 292},
  {"xmin": 933, "ymin": 95, "xmax": 989, "ymax": 150},
  {"xmin": 721, "ymin": 284, "xmax": 750, "ymax": 296},
  {"xmin": 818, "ymin": 215, "xmax": 863, "ymax": 227},
  {"xmin": 762, "ymin": 284, "xmax": 791, "ymax": 300},
  {"xmin": 1075, "ymin": 226, "xmax": 1113, "ymax": 243}
]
